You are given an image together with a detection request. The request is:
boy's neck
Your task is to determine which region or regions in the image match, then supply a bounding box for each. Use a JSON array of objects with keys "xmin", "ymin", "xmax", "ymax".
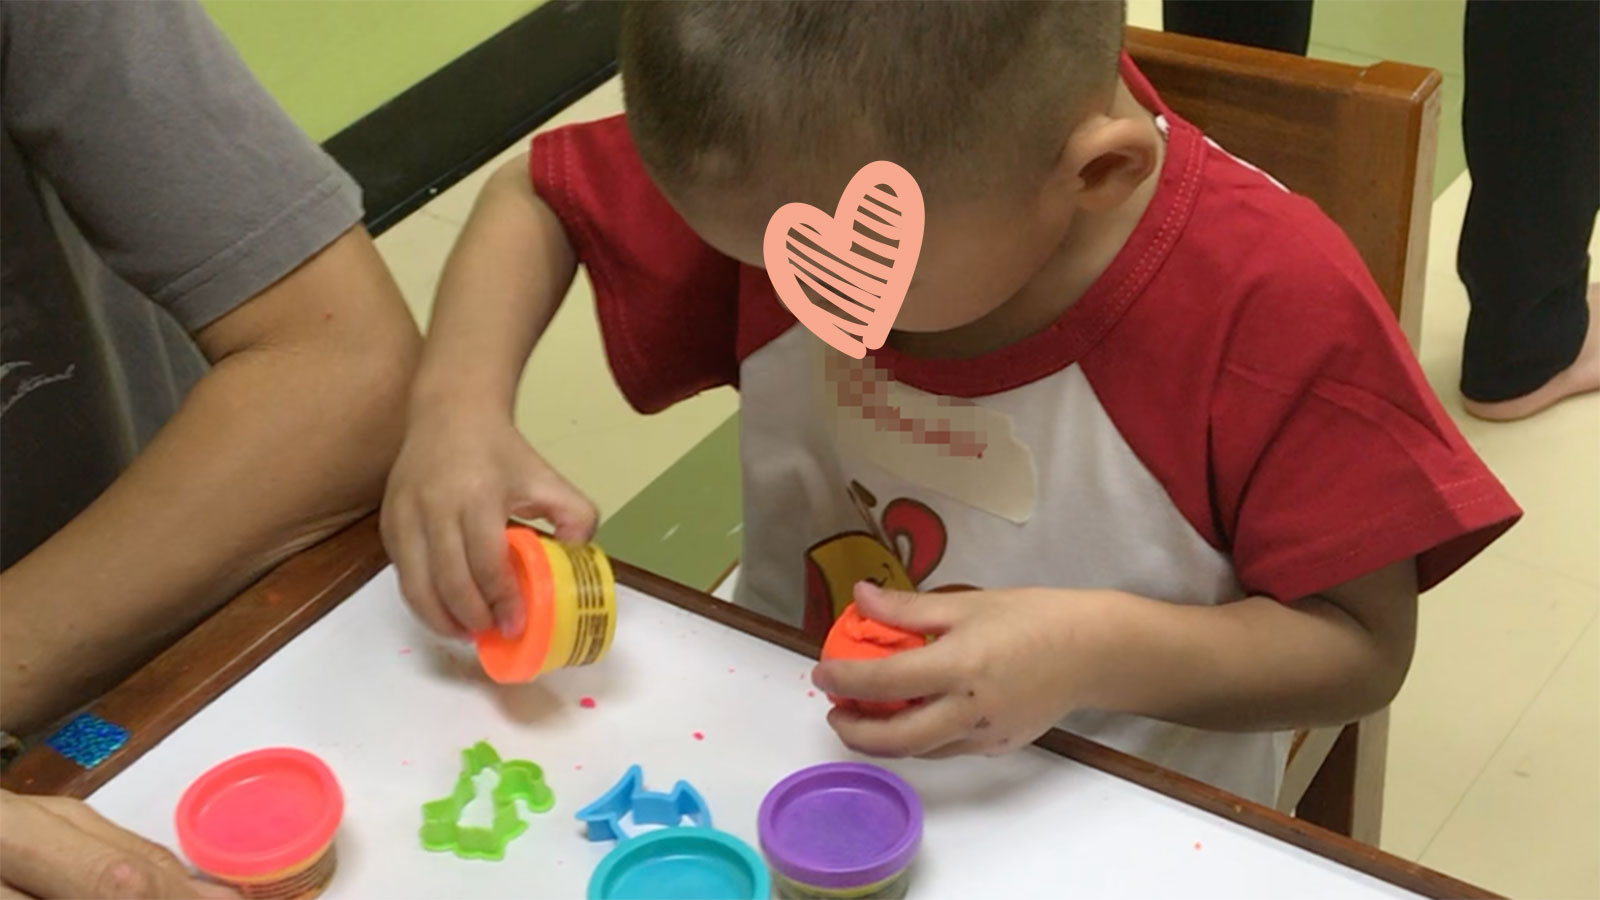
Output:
[{"xmin": 889, "ymin": 78, "xmax": 1164, "ymax": 361}]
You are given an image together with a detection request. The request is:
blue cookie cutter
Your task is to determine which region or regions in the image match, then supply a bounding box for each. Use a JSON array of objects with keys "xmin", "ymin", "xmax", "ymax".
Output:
[
  {"xmin": 575, "ymin": 765, "xmax": 711, "ymax": 842},
  {"xmin": 46, "ymin": 714, "xmax": 129, "ymax": 769}
]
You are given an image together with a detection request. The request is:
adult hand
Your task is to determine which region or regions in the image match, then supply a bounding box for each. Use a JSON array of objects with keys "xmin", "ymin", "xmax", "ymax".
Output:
[{"xmin": 0, "ymin": 790, "xmax": 235, "ymax": 898}]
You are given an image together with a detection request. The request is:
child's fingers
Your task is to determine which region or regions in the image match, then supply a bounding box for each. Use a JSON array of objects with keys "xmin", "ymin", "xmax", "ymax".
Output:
[
  {"xmin": 811, "ymin": 644, "xmax": 954, "ymax": 703},
  {"xmin": 919, "ymin": 732, "xmax": 1027, "ymax": 760},
  {"xmin": 852, "ymin": 581, "xmax": 964, "ymax": 633},
  {"xmin": 460, "ymin": 510, "xmax": 522, "ymax": 638},
  {"xmin": 424, "ymin": 518, "xmax": 495, "ymax": 635},
  {"xmin": 826, "ymin": 696, "xmax": 969, "ymax": 758},
  {"xmin": 383, "ymin": 505, "xmax": 461, "ymax": 638},
  {"xmin": 519, "ymin": 477, "xmax": 598, "ymax": 545},
  {"xmin": 914, "ymin": 740, "xmax": 974, "ymax": 760}
]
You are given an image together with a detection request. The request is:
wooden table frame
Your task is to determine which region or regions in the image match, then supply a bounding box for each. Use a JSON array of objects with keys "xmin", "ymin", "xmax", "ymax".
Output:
[{"xmin": 4, "ymin": 517, "xmax": 1497, "ymax": 899}]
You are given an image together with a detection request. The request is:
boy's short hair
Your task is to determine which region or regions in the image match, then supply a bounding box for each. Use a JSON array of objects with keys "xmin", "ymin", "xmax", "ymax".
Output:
[{"xmin": 620, "ymin": 0, "xmax": 1126, "ymax": 202}]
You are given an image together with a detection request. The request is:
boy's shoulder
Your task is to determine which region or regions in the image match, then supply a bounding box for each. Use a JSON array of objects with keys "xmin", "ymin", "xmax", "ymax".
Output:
[
  {"xmin": 1103, "ymin": 113, "xmax": 1416, "ymax": 401},
  {"xmin": 1180, "ymin": 123, "xmax": 1398, "ymax": 350},
  {"xmin": 1078, "ymin": 108, "xmax": 1517, "ymax": 602},
  {"xmin": 1114, "ymin": 53, "xmax": 1396, "ymax": 355}
]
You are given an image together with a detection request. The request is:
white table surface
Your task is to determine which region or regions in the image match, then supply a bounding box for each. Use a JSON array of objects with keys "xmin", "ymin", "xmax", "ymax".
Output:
[{"xmin": 88, "ymin": 568, "xmax": 1420, "ymax": 899}]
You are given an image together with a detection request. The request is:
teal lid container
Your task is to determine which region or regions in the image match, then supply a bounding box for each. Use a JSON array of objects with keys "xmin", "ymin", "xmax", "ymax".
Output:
[{"xmin": 587, "ymin": 827, "xmax": 770, "ymax": 900}]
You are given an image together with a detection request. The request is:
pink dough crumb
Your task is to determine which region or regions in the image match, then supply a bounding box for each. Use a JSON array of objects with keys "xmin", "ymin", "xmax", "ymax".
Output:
[
  {"xmin": 400, "ymin": 759, "xmax": 414, "ymax": 766},
  {"xmin": 398, "ymin": 647, "xmax": 414, "ymax": 655},
  {"xmin": 1193, "ymin": 842, "xmax": 1203, "ymax": 851},
  {"xmin": 575, "ymin": 764, "xmax": 584, "ymax": 771},
  {"xmin": 727, "ymin": 667, "xmax": 736, "ymax": 674},
  {"xmin": 692, "ymin": 731, "xmax": 705, "ymax": 741},
  {"xmin": 807, "ymin": 690, "xmax": 817, "ymax": 698},
  {"xmin": 579, "ymin": 696, "xmax": 597, "ymax": 709}
]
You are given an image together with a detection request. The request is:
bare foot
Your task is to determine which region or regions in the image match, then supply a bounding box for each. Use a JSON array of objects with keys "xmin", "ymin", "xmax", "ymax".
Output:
[{"xmin": 1465, "ymin": 284, "xmax": 1600, "ymax": 422}]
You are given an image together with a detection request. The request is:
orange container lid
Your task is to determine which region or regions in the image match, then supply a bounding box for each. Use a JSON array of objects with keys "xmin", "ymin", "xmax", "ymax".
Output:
[
  {"xmin": 476, "ymin": 526, "xmax": 556, "ymax": 683},
  {"xmin": 175, "ymin": 748, "xmax": 342, "ymax": 878}
]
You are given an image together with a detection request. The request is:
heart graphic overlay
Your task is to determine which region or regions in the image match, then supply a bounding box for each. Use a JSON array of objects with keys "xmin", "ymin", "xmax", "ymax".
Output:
[{"xmin": 763, "ymin": 160, "xmax": 925, "ymax": 358}]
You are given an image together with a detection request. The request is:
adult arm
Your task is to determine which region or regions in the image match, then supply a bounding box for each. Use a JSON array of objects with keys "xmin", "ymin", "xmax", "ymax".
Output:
[
  {"xmin": 0, "ymin": 1, "xmax": 419, "ymax": 734},
  {"xmin": 0, "ymin": 228, "xmax": 417, "ymax": 735}
]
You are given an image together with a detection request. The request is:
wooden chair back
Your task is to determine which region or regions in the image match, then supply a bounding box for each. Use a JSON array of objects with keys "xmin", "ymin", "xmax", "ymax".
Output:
[
  {"xmin": 1126, "ymin": 26, "xmax": 1443, "ymax": 347},
  {"xmin": 1126, "ymin": 27, "xmax": 1445, "ymax": 845}
]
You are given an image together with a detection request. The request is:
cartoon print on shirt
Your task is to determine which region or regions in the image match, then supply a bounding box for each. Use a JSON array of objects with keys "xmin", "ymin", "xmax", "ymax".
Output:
[{"xmin": 803, "ymin": 480, "xmax": 977, "ymax": 635}]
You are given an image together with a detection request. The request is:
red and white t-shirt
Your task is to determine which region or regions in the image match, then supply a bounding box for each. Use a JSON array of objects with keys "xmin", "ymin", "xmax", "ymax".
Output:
[{"xmin": 530, "ymin": 57, "xmax": 1520, "ymax": 804}]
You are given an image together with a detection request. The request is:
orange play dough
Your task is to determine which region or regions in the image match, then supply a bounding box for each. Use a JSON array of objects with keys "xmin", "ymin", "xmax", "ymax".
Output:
[{"xmin": 820, "ymin": 602, "xmax": 929, "ymax": 716}]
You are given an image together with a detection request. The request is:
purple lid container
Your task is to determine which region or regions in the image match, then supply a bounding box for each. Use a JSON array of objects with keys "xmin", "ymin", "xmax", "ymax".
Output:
[{"xmin": 757, "ymin": 762, "xmax": 922, "ymax": 890}]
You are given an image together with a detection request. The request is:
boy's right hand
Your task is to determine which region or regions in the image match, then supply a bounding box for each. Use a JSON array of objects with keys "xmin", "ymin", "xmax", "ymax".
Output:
[{"xmin": 381, "ymin": 406, "xmax": 597, "ymax": 640}]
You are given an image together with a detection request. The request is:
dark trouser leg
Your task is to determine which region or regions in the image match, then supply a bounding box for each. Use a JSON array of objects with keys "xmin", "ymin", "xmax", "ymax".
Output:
[
  {"xmin": 1458, "ymin": 0, "xmax": 1599, "ymax": 402},
  {"xmin": 1162, "ymin": 0, "xmax": 1313, "ymax": 56}
]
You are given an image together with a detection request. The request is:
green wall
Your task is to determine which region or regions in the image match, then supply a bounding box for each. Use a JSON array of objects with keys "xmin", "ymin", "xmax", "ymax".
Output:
[
  {"xmin": 203, "ymin": 0, "xmax": 542, "ymax": 141},
  {"xmin": 204, "ymin": 0, "xmax": 1466, "ymax": 190}
]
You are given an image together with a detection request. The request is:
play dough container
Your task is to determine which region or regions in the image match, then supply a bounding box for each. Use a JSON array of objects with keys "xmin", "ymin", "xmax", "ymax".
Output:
[
  {"xmin": 820, "ymin": 603, "xmax": 929, "ymax": 716},
  {"xmin": 758, "ymin": 762, "xmax": 923, "ymax": 900},
  {"xmin": 476, "ymin": 524, "xmax": 617, "ymax": 683},
  {"xmin": 588, "ymin": 827, "xmax": 770, "ymax": 900},
  {"xmin": 175, "ymin": 748, "xmax": 343, "ymax": 900}
]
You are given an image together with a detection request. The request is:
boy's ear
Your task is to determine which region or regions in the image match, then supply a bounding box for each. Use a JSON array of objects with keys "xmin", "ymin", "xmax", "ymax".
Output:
[{"xmin": 1057, "ymin": 115, "xmax": 1161, "ymax": 213}]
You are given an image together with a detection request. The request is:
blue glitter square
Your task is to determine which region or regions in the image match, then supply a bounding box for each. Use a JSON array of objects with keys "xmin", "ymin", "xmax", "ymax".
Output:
[{"xmin": 46, "ymin": 713, "xmax": 129, "ymax": 769}]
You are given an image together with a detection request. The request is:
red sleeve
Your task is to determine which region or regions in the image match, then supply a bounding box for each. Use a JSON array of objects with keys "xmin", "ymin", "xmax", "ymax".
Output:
[
  {"xmin": 529, "ymin": 115, "xmax": 740, "ymax": 414},
  {"xmin": 1211, "ymin": 244, "xmax": 1521, "ymax": 601}
]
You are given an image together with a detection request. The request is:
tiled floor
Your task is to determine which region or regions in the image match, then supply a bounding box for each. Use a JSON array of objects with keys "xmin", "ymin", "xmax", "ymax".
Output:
[
  {"xmin": 1390, "ymin": 175, "xmax": 1600, "ymax": 898},
  {"xmin": 374, "ymin": 16, "xmax": 1598, "ymax": 900}
]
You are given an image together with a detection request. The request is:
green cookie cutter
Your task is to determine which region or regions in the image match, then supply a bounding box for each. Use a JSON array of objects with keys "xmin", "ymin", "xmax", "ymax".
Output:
[{"xmin": 420, "ymin": 740, "xmax": 555, "ymax": 860}]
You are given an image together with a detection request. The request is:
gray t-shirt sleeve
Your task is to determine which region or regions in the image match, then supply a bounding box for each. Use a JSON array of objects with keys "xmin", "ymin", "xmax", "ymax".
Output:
[{"xmin": 0, "ymin": 0, "xmax": 363, "ymax": 332}]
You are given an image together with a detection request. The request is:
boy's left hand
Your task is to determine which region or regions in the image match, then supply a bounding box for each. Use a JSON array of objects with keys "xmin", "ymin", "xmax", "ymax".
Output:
[{"xmin": 811, "ymin": 581, "xmax": 1110, "ymax": 759}]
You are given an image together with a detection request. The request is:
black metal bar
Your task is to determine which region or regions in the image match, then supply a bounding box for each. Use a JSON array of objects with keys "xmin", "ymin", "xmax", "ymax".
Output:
[{"xmin": 323, "ymin": 1, "xmax": 623, "ymax": 237}]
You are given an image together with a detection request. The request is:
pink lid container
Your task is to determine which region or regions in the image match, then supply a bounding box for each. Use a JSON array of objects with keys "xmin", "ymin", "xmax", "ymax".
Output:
[{"xmin": 176, "ymin": 748, "xmax": 342, "ymax": 897}]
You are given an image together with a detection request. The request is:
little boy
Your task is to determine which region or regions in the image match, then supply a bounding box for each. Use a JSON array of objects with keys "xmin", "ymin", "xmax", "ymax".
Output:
[{"xmin": 383, "ymin": 1, "xmax": 1519, "ymax": 805}]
